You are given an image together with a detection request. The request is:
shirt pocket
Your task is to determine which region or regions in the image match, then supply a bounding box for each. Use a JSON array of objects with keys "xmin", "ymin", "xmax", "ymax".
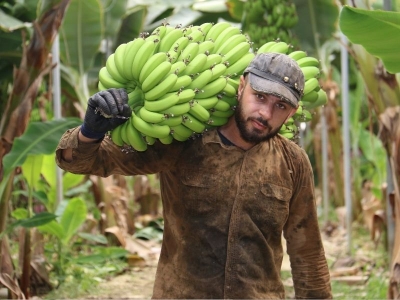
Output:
[
  {"xmin": 260, "ymin": 183, "xmax": 292, "ymax": 202},
  {"xmin": 258, "ymin": 182, "xmax": 292, "ymax": 229},
  {"xmin": 180, "ymin": 169, "xmax": 220, "ymax": 215}
]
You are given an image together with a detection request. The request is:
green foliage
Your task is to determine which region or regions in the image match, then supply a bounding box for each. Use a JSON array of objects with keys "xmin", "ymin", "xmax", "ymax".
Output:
[
  {"xmin": 59, "ymin": 0, "xmax": 103, "ymax": 74},
  {"xmin": 339, "ymin": 6, "xmax": 400, "ymax": 74}
]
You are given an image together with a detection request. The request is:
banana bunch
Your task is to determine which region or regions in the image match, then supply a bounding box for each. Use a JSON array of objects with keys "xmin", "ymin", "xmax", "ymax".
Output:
[
  {"xmin": 99, "ymin": 22, "xmax": 256, "ymax": 151},
  {"xmin": 99, "ymin": 22, "xmax": 327, "ymax": 148},
  {"xmin": 256, "ymin": 40, "xmax": 328, "ymax": 140},
  {"xmin": 242, "ymin": 0, "xmax": 299, "ymax": 50}
]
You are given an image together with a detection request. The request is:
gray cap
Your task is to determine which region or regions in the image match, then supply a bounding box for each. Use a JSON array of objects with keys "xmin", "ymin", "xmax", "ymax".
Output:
[{"xmin": 244, "ymin": 52, "xmax": 304, "ymax": 107}]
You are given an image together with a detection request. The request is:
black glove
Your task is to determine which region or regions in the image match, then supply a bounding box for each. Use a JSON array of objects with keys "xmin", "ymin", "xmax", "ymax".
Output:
[{"xmin": 80, "ymin": 88, "xmax": 132, "ymax": 139}]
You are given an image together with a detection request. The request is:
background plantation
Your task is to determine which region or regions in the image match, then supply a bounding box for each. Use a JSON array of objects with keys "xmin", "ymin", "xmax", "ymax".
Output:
[{"xmin": 0, "ymin": 0, "xmax": 399, "ymax": 299}]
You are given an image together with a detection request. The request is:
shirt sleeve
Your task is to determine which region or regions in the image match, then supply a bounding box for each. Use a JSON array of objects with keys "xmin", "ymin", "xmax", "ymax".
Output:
[
  {"xmin": 283, "ymin": 149, "xmax": 332, "ymax": 299},
  {"xmin": 55, "ymin": 126, "xmax": 184, "ymax": 177}
]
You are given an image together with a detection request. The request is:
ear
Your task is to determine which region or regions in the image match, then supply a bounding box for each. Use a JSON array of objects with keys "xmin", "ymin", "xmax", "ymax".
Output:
[{"xmin": 238, "ymin": 75, "xmax": 246, "ymax": 99}]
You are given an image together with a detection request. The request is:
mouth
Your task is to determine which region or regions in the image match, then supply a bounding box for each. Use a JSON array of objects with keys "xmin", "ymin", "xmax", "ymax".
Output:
[{"xmin": 250, "ymin": 118, "xmax": 268, "ymax": 131}]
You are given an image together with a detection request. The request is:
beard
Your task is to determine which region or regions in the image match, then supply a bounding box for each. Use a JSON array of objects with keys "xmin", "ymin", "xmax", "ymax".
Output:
[{"xmin": 234, "ymin": 97, "xmax": 282, "ymax": 144}]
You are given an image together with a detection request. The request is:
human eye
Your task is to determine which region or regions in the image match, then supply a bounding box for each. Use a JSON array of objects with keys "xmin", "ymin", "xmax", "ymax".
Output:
[
  {"xmin": 255, "ymin": 93, "xmax": 264, "ymax": 100},
  {"xmin": 276, "ymin": 102, "xmax": 288, "ymax": 110}
]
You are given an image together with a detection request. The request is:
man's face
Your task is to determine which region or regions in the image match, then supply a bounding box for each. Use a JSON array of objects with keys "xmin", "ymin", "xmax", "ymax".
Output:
[{"xmin": 234, "ymin": 75, "xmax": 297, "ymax": 144}]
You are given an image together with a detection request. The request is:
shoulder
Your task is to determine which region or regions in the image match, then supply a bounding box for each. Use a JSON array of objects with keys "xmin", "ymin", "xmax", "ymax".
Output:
[{"xmin": 274, "ymin": 134, "xmax": 307, "ymax": 159}]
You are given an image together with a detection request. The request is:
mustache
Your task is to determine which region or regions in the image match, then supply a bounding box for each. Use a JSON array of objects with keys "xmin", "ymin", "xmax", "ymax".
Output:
[{"xmin": 250, "ymin": 117, "xmax": 271, "ymax": 128}]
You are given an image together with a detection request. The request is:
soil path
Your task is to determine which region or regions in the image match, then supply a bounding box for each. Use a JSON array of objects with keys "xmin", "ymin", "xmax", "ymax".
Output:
[{"xmin": 81, "ymin": 224, "xmax": 361, "ymax": 299}]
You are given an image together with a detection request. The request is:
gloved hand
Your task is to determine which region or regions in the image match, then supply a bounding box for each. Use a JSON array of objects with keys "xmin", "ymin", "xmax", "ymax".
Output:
[{"xmin": 80, "ymin": 88, "xmax": 132, "ymax": 139}]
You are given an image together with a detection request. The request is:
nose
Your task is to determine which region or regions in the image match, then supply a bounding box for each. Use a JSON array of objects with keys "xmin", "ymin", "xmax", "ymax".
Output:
[{"xmin": 258, "ymin": 102, "xmax": 274, "ymax": 120}]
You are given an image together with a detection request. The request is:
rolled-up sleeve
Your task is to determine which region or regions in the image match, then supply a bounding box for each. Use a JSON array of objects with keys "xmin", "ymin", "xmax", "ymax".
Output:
[{"xmin": 56, "ymin": 126, "xmax": 183, "ymax": 177}]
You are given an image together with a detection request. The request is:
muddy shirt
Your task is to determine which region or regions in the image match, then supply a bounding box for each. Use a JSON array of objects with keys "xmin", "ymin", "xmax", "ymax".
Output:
[{"xmin": 56, "ymin": 126, "xmax": 332, "ymax": 299}]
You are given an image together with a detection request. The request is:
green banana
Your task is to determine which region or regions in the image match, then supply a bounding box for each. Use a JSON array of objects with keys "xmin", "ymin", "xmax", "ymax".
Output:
[
  {"xmin": 151, "ymin": 25, "xmax": 168, "ymax": 40},
  {"xmin": 300, "ymin": 90, "xmax": 319, "ymax": 105},
  {"xmin": 213, "ymin": 26, "xmax": 241, "ymax": 53},
  {"xmin": 145, "ymin": 135, "xmax": 156, "ymax": 145},
  {"xmin": 205, "ymin": 22, "xmax": 232, "ymax": 42},
  {"xmin": 168, "ymin": 60, "xmax": 187, "ymax": 76},
  {"xmin": 213, "ymin": 98, "xmax": 231, "ymax": 111},
  {"xmin": 110, "ymin": 125, "xmax": 124, "ymax": 147},
  {"xmin": 224, "ymin": 52, "xmax": 255, "ymax": 77},
  {"xmin": 198, "ymin": 40, "xmax": 215, "ymax": 54},
  {"xmin": 122, "ymin": 38, "xmax": 146, "ymax": 80},
  {"xmin": 267, "ymin": 41, "xmax": 290, "ymax": 54},
  {"xmin": 210, "ymin": 109, "xmax": 234, "ymax": 118},
  {"xmin": 199, "ymin": 22, "xmax": 213, "ymax": 36},
  {"xmin": 209, "ymin": 63, "xmax": 228, "ymax": 81},
  {"xmin": 159, "ymin": 134, "xmax": 174, "ymax": 144},
  {"xmin": 127, "ymin": 116, "xmax": 148, "ymax": 151},
  {"xmin": 222, "ymin": 82, "xmax": 237, "ymax": 97},
  {"xmin": 139, "ymin": 106, "xmax": 168, "ymax": 123},
  {"xmin": 141, "ymin": 61, "xmax": 173, "ymax": 93},
  {"xmin": 218, "ymin": 94, "xmax": 238, "ymax": 107},
  {"xmin": 227, "ymin": 77, "xmax": 240, "ymax": 90},
  {"xmin": 187, "ymin": 69, "xmax": 213, "ymax": 90},
  {"xmin": 201, "ymin": 54, "xmax": 223, "ymax": 72},
  {"xmin": 194, "ymin": 77, "xmax": 227, "ymax": 99},
  {"xmin": 120, "ymin": 122, "xmax": 130, "ymax": 145},
  {"xmin": 170, "ymin": 123, "xmax": 194, "ymax": 138},
  {"xmin": 216, "ymin": 33, "xmax": 248, "ymax": 55},
  {"xmin": 256, "ymin": 41, "xmax": 277, "ymax": 54},
  {"xmin": 132, "ymin": 112, "xmax": 171, "ymax": 139},
  {"xmin": 177, "ymin": 89, "xmax": 196, "ymax": 104},
  {"xmin": 172, "ymin": 130, "xmax": 190, "ymax": 142},
  {"xmin": 182, "ymin": 53, "xmax": 208, "ymax": 76},
  {"xmin": 158, "ymin": 27, "xmax": 184, "ymax": 53},
  {"xmin": 301, "ymin": 66, "xmax": 320, "ymax": 81},
  {"xmin": 161, "ymin": 102, "xmax": 191, "ymax": 116},
  {"xmin": 189, "ymin": 100, "xmax": 211, "ymax": 122},
  {"xmin": 187, "ymin": 28, "xmax": 205, "ymax": 43},
  {"xmin": 169, "ymin": 36, "xmax": 190, "ymax": 54},
  {"xmin": 128, "ymin": 87, "xmax": 144, "ymax": 108},
  {"xmin": 296, "ymin": 56, "xmax": 320, "ymax": 68},
  {"xmin": 195, "ymin": 96, "xmax": 219, "ymax": 109},
  {"xmin": 178, "ymin": 42, "xmax": 199, "ymax": 62},
  {"xmin": 99, "ymin": 67, "xmax": 126, "ymax": 89},
  {"xmin": 303, "ymin": 77, "xmax": 320, "ymax": 95},
  {"xmin": 305, "ymin": 88, "xmax": 328, "ymax": 109},
  {"xmin": 113, "ymin": 43, "xmax": 128, "ymax": 80},
  {"xmin": 280, "ymin": 131, "xmax": 294, "ymax": 140},
  {"xmin": 158, "ymin": 115, "xmax": 183, "ymax": 127},
  {"xmin": 207, "ymin": 115, "xmax": 229, "ymax": 127},
  {"xmin": 144, "ymin": 73, "xmax": 178, "ymax": 101},
  {"xmin": 288, "ymin": 50, "xmax": 307, "ymax": 61},
  {"xmin": 170, "ymin": 75, "xmax": 192, "ymax": 92},
  {"xmin": 139, "ymin": 52, "xmax": 169, "ymax": 84},
  {"xmin": 144, "ymin": 91, "xmax": 180, "ymax": 112},
  {"xmin": 98, "ymin": 81, "xmax": 107, "ymax": 91},
  {"xmin": 221, "ymin": 41, "xmax": 251, "ymax": 65},
  {"xmin": 131, "ymin": 39, "xmax": 159, "ymax": 80},
  {"xmin": 182, "ymin": 113, "xmax": 206, "ymax": 133}
]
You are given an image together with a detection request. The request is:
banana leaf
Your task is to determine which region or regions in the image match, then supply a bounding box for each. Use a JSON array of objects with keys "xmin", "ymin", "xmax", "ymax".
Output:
[
  {"xmin": 292, "ymin": 0, "xmax": 339, "ymax": 55},
  {"xmin": 59, "ymin": 0, "xmax": 102, "ymax": 74},
  {"xmin": 2, "ymin": 118, "xmax": 81, "ymax": 175},
  {"xmin": 339, "ymin": 5, "xmax": 400, "ymax": 74}
]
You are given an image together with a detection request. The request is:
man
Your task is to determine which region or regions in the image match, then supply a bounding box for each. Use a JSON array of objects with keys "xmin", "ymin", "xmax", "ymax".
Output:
[{"xmin": 56, "ymin": 52, "xmax": 332, "ymax": 299}]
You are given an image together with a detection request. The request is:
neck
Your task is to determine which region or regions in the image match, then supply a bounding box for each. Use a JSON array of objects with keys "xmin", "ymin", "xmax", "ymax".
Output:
[{"xmin": 219, "ymin": 118, "xmax": 255, "ymax": 150}]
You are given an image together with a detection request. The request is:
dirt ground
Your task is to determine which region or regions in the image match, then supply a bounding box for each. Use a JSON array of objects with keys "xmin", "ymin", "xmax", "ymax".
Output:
[{"xmin": 79, "ymin": 222, "xmax": 371, "ymax": 299}]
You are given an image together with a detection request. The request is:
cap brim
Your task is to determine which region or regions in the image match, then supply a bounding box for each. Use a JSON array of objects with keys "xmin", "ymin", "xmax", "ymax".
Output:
[{"xmin": 248, "ymin": 73, "xmax": 298, "ymax": 107}]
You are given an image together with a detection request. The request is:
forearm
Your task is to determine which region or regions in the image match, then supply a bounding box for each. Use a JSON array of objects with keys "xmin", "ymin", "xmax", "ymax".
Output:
[{"xmin": 61, "ymin": 130, "xmax": 101, "ymax": 162}]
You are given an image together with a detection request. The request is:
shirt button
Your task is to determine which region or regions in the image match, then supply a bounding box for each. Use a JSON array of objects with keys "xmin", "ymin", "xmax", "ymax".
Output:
[{"xmin": 227, "ymin": 285, "xmax": 231, "ymax": 289}]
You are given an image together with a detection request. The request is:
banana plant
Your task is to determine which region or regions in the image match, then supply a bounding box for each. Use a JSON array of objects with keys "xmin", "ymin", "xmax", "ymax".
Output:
[{"xmin": 339, "ymin": 4, "xmax": 400, "ymax": 298}]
